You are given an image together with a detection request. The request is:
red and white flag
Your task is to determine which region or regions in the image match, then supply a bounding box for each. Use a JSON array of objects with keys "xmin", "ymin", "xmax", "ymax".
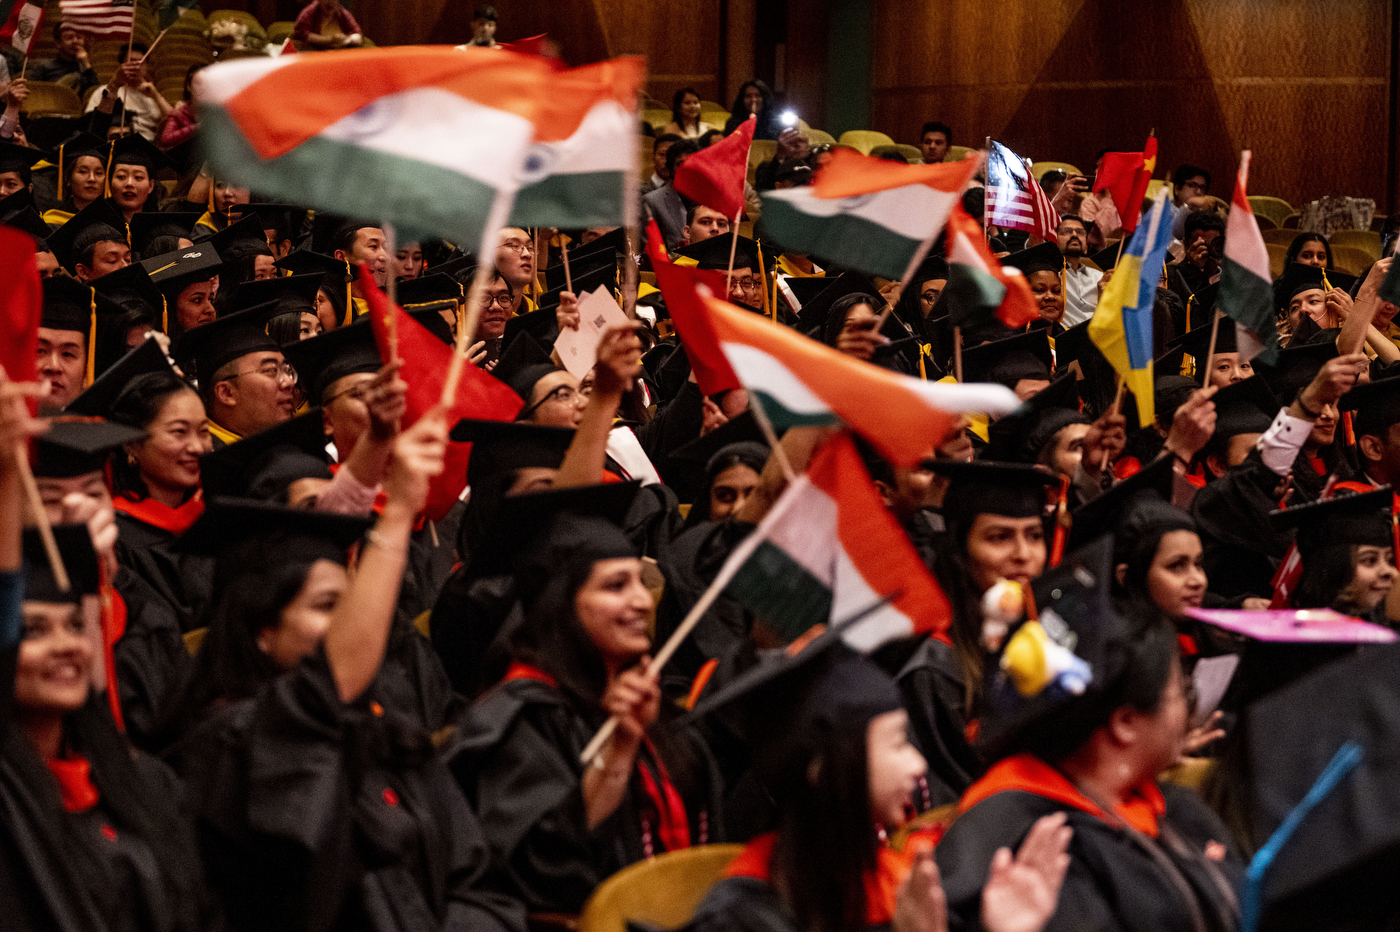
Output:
[
  {"xmin": 2, "ymin": 0, "xmax": 44, "ymax": 56},
  {"xmin": 985, "ymin": 140, "xmax": 1059, "ymax": 241},
  {"xmin": 57, "ymin": 0, "xmax": 133, "ymax": 39},
  {"xmin": 672, "ymin": 113, "xmax": 754, "ymax": 220}
]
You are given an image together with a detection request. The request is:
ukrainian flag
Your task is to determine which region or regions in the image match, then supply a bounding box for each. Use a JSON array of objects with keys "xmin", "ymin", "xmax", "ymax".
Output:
[{"xmin": 1088, "ymin": 191, "xmax": 1174, "ymax": 428}]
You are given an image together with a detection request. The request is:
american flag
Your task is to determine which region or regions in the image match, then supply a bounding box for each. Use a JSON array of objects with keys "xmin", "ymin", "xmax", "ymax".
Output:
[
  {"xmin": 984, "ymin": 140, "xmax": 1060, "ymax": 242},
  {"xmin": 58, "ymin": 0, "xmax": 133, "ymax": 39}
]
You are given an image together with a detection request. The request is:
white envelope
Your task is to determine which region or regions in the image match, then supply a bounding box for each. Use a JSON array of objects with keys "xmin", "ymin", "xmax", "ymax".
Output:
[{"xmin": 554, "ymin": 285, "xmax": 630, "ymax": 378}]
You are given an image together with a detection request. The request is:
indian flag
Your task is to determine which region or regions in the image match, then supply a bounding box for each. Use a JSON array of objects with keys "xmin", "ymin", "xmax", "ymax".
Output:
[
  {"xmin": 759, "ymin": 148, "xmax": 979, "ymax": 280},
  {"xmin": 193, "ymin": 47, "xmax": 554, "ymax": 250},
  {"xmin": 1219, "ymin": 151, "xmax": 1278, "ymax": 365},
  {"xmin": 510, "ymin": 56, "xmax": 645, "ymax": 229},
  {"xmin": 714, "ymin": 432, "xmax": 951, "ymax": 649},
  {"xmin": 943, "ymin": 201, "xmax": 1039, "ymax": 329}
]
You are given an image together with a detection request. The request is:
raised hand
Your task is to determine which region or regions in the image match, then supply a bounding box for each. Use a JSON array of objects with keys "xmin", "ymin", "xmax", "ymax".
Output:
[
  {"xmin": 593, "ymin": 323, "xmax": 644, "ymax": 396},
  {"xmin": 1164, "ymin": 385, "xmax": 1218, "ymax": 463},
  {"xmin": 602, "ymin": 659, "xmax": 660, "ymax": 742},
  {"xmin": 384, "ymin": 406, "xmax": 447, "ymax": 517},
  {"xmin": 893, "ymin": 848, "xmax": 949, "ymax": 932},
  {"xmin": 364, "ymin": 361, "xmax": 408, "ymax": 440},
  {"xmin": 981, "ymin": 812, "xmax": 1073, "ymax": 932}
]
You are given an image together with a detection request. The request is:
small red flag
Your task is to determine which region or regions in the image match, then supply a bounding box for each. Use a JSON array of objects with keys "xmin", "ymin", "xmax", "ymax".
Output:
[
  {"xmin": 1093, "ymin": 136, "xmax": 1157, "ymax": 233},
  {"xmin": 645, "ymin": 220, "xmax": 741, "ymax": 396},
  {"xmin": 0, "ymin": 227, "xmax": 41, "ymax": 396},
  {"xmin": 360, "ymin": 268, "xmax": 523, "ymax": 521},
  {"xmin": 672, "ymin": 114, "xmax": 755, "ymax": 221}
]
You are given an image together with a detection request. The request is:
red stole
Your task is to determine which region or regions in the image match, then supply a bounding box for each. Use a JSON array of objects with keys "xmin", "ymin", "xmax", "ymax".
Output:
[
  {"xmin": 46, "ymin": 755, "xmax": 100, "ymax": 813},
  {"xmin": 960, "ymin": 753, "xmax": 1165, "ymax": 836},
  {"xmin": 113, "ymin": 490, "xmax": 204, "ymax": 536},
  {"xmin": 501, "ymin": 661, "xmax": 691, "ymax": 852}
]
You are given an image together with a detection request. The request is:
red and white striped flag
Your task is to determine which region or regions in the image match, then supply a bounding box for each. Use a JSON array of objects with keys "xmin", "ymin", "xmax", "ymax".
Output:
[
  {"xmin": 1, "ymin": 0, "xmax": 44, "ymax": 56},
  {"xmin": 985, "ymin": 140, "xmax": 1059, "ymax": 241},
  {"xmin": 57, "ymin": 0, "xmax": 133, "ymax": 39}
]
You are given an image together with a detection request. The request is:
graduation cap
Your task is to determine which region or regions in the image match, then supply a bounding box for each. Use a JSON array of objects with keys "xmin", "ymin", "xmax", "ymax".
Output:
[
  {"xmin": 276, "ymin": 248, "xmax": 353, "ymax": 282},
  {"xmin": 226, "ymin": 271, "xmax": 320, "ymax": 318},
  {"xmin": 1067, "ymin": 453, "xmax": 1176, "ymax": 550},
  {"xmin": 1256, "ymin": 341, "xmax": 1338, "ymax": 402},
  {"xmin": 1242, "ymin": 642, "xmax": 1400, "ymax": 931},
  {"xmin": 41, "ymin": 129, "xmax": 106, "ymax": 201},
  {"xmin": 1270, "ymin": 486, "xmax": 1393, "ymax": 558},
  {"xmin": 449, "ymin": 418, "xmax": 573, "ymax": 486},
  {"xmin": 107, "ymin": 134, "xmax": 174, "ymax": 175},
  {"xmin": 0, "ymin": 140, "xmax": 49, "ymax": 179},
  {"xmin": 1207, "ymin": 374, "xmax": 1280, "ymax": 445},
  {"xmin": 34, "ymin": 416, "xmax": 146, "ymax": 477},
  {"xmin": 986, "ymin": 372, "xmax": 1087, "ymax": 464},
  {"xmin": 1167, "ymin": 317, "xmax": 1238, "ymax": 361},
  {"xmin": 310, "ymin": 212, "xmax": 377, "ymax": 256},
  {"xmin": 64, "ymin": 338, "xmax": 175, "ymax": 417},
  {"xmin": 794, "ymin": 270, "xmax": 880, "ymax": 336},
  {"xmin": 432, "ymin": 253, "xmax": 477, "ymax": 285},
  {"xmin": 173, "ymin": 495, "xmax": 370, "ymax": 560},
  {"xmin": 1001, "ymin": 240, "xmax": 1063, "ymax": 276},
  {"xmin": 173, "ymin": 299, "xmax": 284, "ymax": 385},
  {"xmin": 669, "ymin": 409, "xmax": 771, "ymax": 468},
  {"xmin": 198, "ymin": 409, "xmax": 331, "ymax": 501},
  {"xmin": 41, "ymin": 274, "xmax": 103, "ymax": 335},
  {"xmin": 960, "ymin": 328, "xmax": 1054, "ymax": 389},
  {"xmin": 1155, "ymin": 373, "xmax": 1200, "ymax": 426},
  {"xmin": 500, "ymin": 305, "xmax": 559, "ymax": 354},
  {"xmin": 129, "ymin": 211, "xmax": 201, "ymax": 258},
  {"xmin": 280, "ymin": 319, "xmax": 383, "ymax": 403},
  {"xmin": 207, "ymin": 214, "xmax": 272, "ymax": 261},
  {"xmin": 227, "ymin": 202, "xmax": 307, "ymax": 239},
  {"xmin": 45, "ymin": 199, "xmax": 129, "ymax": 274},
  {"xmin": 22, "ymin": 118, "xmax": 86, "ymax": 154},
  {"xmin": 1053, "ymin": 318, "xmax": 1106, "ymax": 372},
  {"xmin": 89, "ymin": 263, "xmax": 162, "ymax": 318},
  {"xmin": 1086, "ymin": 244, "xmax": 1121, "ymax": 272},
  {"xmin": 396, "ymin": 273, "xmax": 463, "ymax": 312},
  {"xmin": 1340, "ymin": 375, "xmax": 1400, "ymax": 438},
  {"xmin": 545, "ymin": 239, "xmax": 622, "ymax": 291},
  {"xmin": 0, "ymin": 197, "xmax": 53, "ymax": 244},
  {"xmin": 142, "ymin": 244, "xmax": 223, "ymax": 301},
  {"xmin": 777, "ymin": 276, "xmax": 831, "ymax": 316},
  {"xmin": 23, "ymin": 524, "xmax": 101, "ymax": 603},
  {"xmin": 466, "ymin": 479, "xmax": 643, "ymax": 577},
  {"xmin": 1274, "ymin": 262, "xmax": 1358, "ymax": 310},
  {"xmin": 536, "ymin": 263, "xmax": 618, "ymax": 312},
  {"xmin": 673, "ymin": 233, "xmax": 760, "ymax": 273},
  {"xmin": 492, "ymin": 331, "xmax": 556, "ymax": 403},
  {"xmin": 912, "ymin": 253, "xmax": 949, "ymax": 283},
  {"xmin": 930, "ymin": 460, "xmax": 1059, "ymax": 534}
]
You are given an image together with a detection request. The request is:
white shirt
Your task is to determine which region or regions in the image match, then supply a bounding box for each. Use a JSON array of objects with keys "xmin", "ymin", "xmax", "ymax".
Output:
[
  {"xmin": 1061, "ymin": 261, "xmax": 1103, "ymax": 328},
  {"xmin": 84, "ymin": 86, "xmax": 162, "ymax": 141}
]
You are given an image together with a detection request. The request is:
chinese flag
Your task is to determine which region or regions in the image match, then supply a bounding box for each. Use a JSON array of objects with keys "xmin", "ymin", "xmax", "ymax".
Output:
[
  {"xmin": 673, "ymin": 114, "xmax": 755, "ymax": 220},
  {"xmin": 1093, "ymin": 135, "xmax": 1157, "ymax": 233}
]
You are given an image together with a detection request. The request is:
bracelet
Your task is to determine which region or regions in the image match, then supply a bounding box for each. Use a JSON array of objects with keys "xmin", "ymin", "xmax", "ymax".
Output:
[{"xmin": 1294, "ymin": 392, "xmax": 1321, "ymax": 420}]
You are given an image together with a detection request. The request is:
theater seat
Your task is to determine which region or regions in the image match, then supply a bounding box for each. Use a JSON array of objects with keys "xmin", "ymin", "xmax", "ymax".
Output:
[
  {"xmin": 1329, "ymin": 244, "xmax": 1375, "ymax": 276},
  {"xmin": 944, "ymin": 144, "xmax": 975, "ymax": 163},
  {"xmin": 805, "ymin": 128, "xmax": 836, "ymax": 147},
  {"xmin": 577, "ymin": 845, "xmax": 744, "ymax": 932},
  {"xmin": 1031, "ymin": 161, "xmax": 1082, "ymax": 180},
  {"xmin": 1266, "ymin": 242, "xmax": 1289, "ymax": 279},
  {"xmin": 838, "ymin": 130, "xmax": 896, "ymax": 155},
  {"xmin": 1247, "ymin": 196, "xmax": 1295, "ymax": 229},
  {"xmin": 1329, "ymin": 230, "xmax": 1382, "ymax": 261},
  {"xmin": 1261, "ymin": 228, "xmax": 1299, "ymax": 247},
  {"xmin": 19, "ymin": 81, "xmax": 81, "ymax": 118}
]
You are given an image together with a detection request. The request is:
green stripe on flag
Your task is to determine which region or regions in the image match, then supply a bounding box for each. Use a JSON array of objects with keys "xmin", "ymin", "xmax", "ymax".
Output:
[
  {"xmin": 1219, "ymin": 256, "xmax": 1279, "ymax": 365},
  {"xmin": 749, "ymin": 390, "xmax": 839, "ymax": 430},
  {"xmin": 199, "ymin": 105, "xmax": 500, "ymax": 250},
  {"xmin": 511, "ymin": 171, "xmax": 627, "ymax": 229},
  {"xmin": 943, "ymin": 261, "xmax": 1007, "ymax": 329},
  {"xmin": 760, "ymin": 196, "xmax": 922, "ymax": 280},
  {"xmin": 724, "ymin": 539, "xmax": 833, "ymax": 643}
]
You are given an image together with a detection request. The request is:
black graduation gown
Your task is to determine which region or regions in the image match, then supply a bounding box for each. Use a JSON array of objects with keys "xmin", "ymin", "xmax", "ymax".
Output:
[
  {"xmin": 938, "ymin": 780, "xmax": 1243, "ymax": 932},
  {"xmin": 654, "ymin": 519, "xmax": 756, "ymax": 695},
  {"xmin": 114, "ymin": 511, "xmax": 214, "ymax": 634},
  {"xmin": 445, "ymin": 676, "xmax": 725, "ymax": 914},
  {"xmin": 111, "ymin": 565, "xmax": 194, "ymax": 751},
  {"xmin": 893, "ymin": 636, "xmax": 981, "ymax": 809},
  {"xmin": 178, "ymin": 649, "xmax": 524, "ymax": 932},
  {"xmin": 1191, "ymin": 449, "xmax": 1291, "ymax": 599}
]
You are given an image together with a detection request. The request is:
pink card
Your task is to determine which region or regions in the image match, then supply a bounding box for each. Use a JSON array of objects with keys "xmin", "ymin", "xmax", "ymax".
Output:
[{"xmin": 1183, "ymin": 607, "xmax": 1399, "ymax": 643}]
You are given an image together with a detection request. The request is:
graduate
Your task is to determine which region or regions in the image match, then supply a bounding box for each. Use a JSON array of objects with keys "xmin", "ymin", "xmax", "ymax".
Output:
[
  {"xmin": 175, "ymin": 300, "xmax": 295, "ymax": 448},
  {"xmin": 106, "ymin": 136, "xmax": 171, "ymax": 224},
  {"xmin": 1271, "ymin": 487, "xmax": 1399, "ymax": 623},
  {"xmin": 145, "ymin": 243, "xmax": 222, "ymax": 337},
  {"xmin": 1255, "ymin": 341, "xmax": 1356, "ymax": 503},
  {"xmin": 45, "ymin": 199, "xmax": 131, "ymax": 284},
  {"xmin": 37, "ymin": 132, "xmax": 109, "ymax": 227}
]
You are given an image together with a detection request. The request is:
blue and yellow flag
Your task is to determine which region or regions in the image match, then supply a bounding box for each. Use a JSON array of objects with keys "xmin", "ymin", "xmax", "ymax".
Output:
[{"xmin": 1088, "ymin": 190, "xmax": 1174, "ymax": 428}]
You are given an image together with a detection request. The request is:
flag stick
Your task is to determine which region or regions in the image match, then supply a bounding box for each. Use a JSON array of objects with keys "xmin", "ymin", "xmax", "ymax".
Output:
[
  {"xmin": 441, "ymin": 195, "xmax": 513, "ymax": 406},
  {"xmin": 1202, "ymin": 309, "xmax": 1223, "ymax": 388},
  {"xmin": 724, "ymin": 209, "xmax": 742, "ymax": 295},
  {"xmin": 17, "ymin": 447, "xmax": 69, "ymax": 592},
  {"xmin": 874, "ymin": 233, "xmax": 936, "ymax": 331},
  {"xmin": 983, "ymin": 136, "xmax": 992, "ymax": 243},
  {"xmin": 382, "ymin": 222, "xmax": 400, "ymax": 363},
  {"xmin": 1099, "ymin": 373, "xmax": 1126, "ymax": 472},
  {"xmin": 127, "ymin": 2, "xmax": 138, "ymax": 58},
  {"xmin": 561, "ymin": 238, "xmax": 573, "ymax": 294},
  {"xmin": 748, "ymin": 394, "xmax": 795, "ymax": 481},
  {"xmin": 143, "ymin": 25, "xmax": 173, "ymax": 58},
  {"xmin": 621, "ymin": 99, "xmax": 644, "ymax": 318},
  {"xmin": 953, "ymin": 326, "xmax": 964, "ymax": 382}
]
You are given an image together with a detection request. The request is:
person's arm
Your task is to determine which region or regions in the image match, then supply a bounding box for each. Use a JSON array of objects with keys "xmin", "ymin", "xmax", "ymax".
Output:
[
  {"xmin": 0, "ymin": 370, "xmax": 48, "ymax": 641},
  {"xmin": 339, "ymin": 362, "xmax": 406, "ymax": 489},
  {"xmin": 323, "ymin": 408, "xmax": 447, "ymax": 703},
  {"xmin": 554, "ymin": 324, "xmax": 643, "ymax": 489},
  {"xmin": 1257, "ymin": 353, "xmax": 1367, "ymax": 476}
]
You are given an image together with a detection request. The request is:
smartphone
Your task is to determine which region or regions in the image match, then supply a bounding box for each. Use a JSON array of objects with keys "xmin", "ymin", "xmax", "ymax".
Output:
[{"xmin": 780, "ymin": 110, "xmax": 799, "ymax": 128}]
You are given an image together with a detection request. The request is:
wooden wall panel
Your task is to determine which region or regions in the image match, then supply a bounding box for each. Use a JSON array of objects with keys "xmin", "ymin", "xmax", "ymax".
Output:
[{"xmin": 870, "ymin": 0, "xmax": 1394, "ymax": 210}]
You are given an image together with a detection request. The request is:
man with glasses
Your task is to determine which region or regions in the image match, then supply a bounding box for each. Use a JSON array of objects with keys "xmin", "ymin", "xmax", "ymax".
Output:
[
  {"xmin": 495, "ymin": 227, "xmax": 537, "ymax": 316},
  {"xmin": 674, "ymin": 233, "xmax": 766, "ymax": 313},
  {"xmin": 1169, "ymin": 164, "xmax": 1212, "ymax": 241},
  {"xmin": 176, "ymin": 301, "xmax": 297, "ymax": 448}
]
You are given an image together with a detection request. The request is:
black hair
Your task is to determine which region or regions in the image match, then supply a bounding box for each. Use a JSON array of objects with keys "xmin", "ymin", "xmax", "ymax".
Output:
[
  {"xmin": 140, "ymin": 233, "xmax": 185, "ymax": 260},
  {"xmin": 1290, "ymin": 544, "xmax": 1385, "ymax": 615},
  {"xmin": 653, "ymin": 132, "xmax": 684, "ymax": 152},
  {"xmin": 108, "ymin": 370, "xmax": 201, "ymax": 499},
  {"xmin": 670, "ymin": 87, "xmax": 702, "ymax": 131},
  {"xmin": 1283, "ymin": 232, "xmax": 1334, "ymax": 271},
  {"xmin": 1184, "ymin": 209, "xmax": 1225, "ymax": 241},
  {"xmin": 920, "ymin": 121, "xmax": 952, "ymax": 144},
  {"xmin": 1111, "ymin": 492, "xmax": 1198, "ymax": 606},
  {"xmin": 727, "ymin": 80, "xmax": 773, "ymax": 126},
  {"xmin": 961, "ymin": 186, "xmax": 984, "ymax": 222},
  {"xmin": 1056, "ymin": 214, "xmax": 1086, "ymax": 232},
  {"xmin": 473, "ymin": 5, "xmax": 497, "ymax": 20},
  {"xmin": 665, "ymin": 139, "xmax": 699, "ymax": 177},
  {"xmin": 266, "ymin": 310, "xmax": 305, "ymax": 347},
  {"xmin": 823, "ymin": 292, "xmax": 880, "ymax": 347},
  {"xmin": 696, "ymin": 129, "xmax": 724, "ymax": 149},
  {"xmin": 1039, "ymin": 170, "xmax": 1066, "ymax": 195},
  {"xmin": 332, "ymin": 223, "xmax": 376, "ymax": 257},
  {"xmin": 116, "ymin": 42, "xmax": 147, "ymax": 65},
  {"xmin": 182, "ymin": 62, "xmax": 207, "ymax": 102},
  {"xmin": 1171, "ymin": 164, "xmax": 1211, "ymax": 190},
  {"xmin": 774, "ymin": 162, "xmax": 813, "ymax": 188}
]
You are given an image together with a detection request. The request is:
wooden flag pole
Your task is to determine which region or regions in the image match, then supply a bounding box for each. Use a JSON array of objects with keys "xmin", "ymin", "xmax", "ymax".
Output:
[
  {"xmin": 561, "ymin": 238, "xmax": 573, "ymax": 294},
  {"xmin": 724, "ymin": 209, "xmax": 743, "ymax": 294},
  {"xmin": 1202, "ymin": 309, "xmax": 1223, "ymax": 388},
  {"xmin": 143, "ymin": 25, "xmax": 173, "ymax": 57},
  {"xmin": 381, "ymin": 222, "xmax": 400, "ymax": 363},
  {"xmin": 17, "ymin": 446, "xmax": 68, "ymax": 592},
  {"xmin": 441, "ymin": 195, "xmax": 514, "ymax": 406},
  {"xmin": 953, "ymin": 326, "xmax": 964, "ymax": 382},
  {"xmin": 747, "ymin": 394, "xmax": 796, "ymax": 481},
  {"xmin": 127, "ymin": 3, "xmax": 138, "ymax": 58},
  {"xmin": 1099, "ymin": 373, "xmax": 1127, "ymax": 473}
]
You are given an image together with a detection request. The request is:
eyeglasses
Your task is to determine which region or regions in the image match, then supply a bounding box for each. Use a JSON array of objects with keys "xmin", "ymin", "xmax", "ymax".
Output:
[
  {"xmin": 499, "ymin": 240, "xmax": 535, "ymax": 255},
  {"xmin": 480, "ymin": 292, "xmax": 514, "ymax": 309},
  {"xmin": 729, "ymin": 277, "xmax": 760, "ymax": 292},
  {"xmin": 520, "ymin": 383, "xmax": 580, "ymax": 418},
  {"xmin": 323, "ymin": 380, "xmax": 372, "ymax": 405},
  {"xmin": 230, "ymin": 360, "xmax": 297, "ymax": 384}
]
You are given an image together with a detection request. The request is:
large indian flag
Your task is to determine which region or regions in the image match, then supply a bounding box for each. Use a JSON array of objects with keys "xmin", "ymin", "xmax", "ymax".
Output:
[
  {"xmin": 759, "ymin": 148, "xmax": 979, "ymax": 280},
  {"xmin": 194, "ymin": 47, "xmax": 554, "ymax": 249},
  {"xmin": 647, "ymin": 222, "xmax": 1021, "ymax": 467},
  {"xmin": 714, "ymin": 432, "xmax": 951, "ymax": 649},
  {"xmin": 943, "ymin": 201, "xmax": 1039, "ymax": 329},
  {"xmin": 1218, "ymin": 151, "xmax": 1278, "ymax": 365},
  {"xmin": 510, "ymin": 56, "xmax": 645, "ymax": 228}
]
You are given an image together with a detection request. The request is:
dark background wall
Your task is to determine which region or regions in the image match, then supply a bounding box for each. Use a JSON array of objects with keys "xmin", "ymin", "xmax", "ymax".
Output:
[{"xmin": 221, "ymin": 0, "xmax": 1399, "ymax": 211}]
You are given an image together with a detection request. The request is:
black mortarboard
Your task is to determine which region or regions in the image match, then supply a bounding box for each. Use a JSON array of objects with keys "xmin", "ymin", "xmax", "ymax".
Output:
[
  {"xmin": 777, "ymin": 276, "xmax": 832, "ymax": 317},
  {"xmin": 174, "ymin": 299, "xmax": 284, "ymax": 385},
  {"xmin": 1001, "ymin": 241, "xmax": 1064, "ymax": 276},
  {"xmin": 1340, "ymin": 375, "xmax": 1400, "ymax": 438},
  {"xmin": 198, "ymin": 409, "xmax": 331, "ymax": 501},
  {"xmin": 310, "ymin": 213, "xmax": 377, "ymax": 256},
  {"xmin": 0, "ymin": 141, "xmax": 48, "ymax": 178},
  {"xmin": 280, "ymin": 320, "xmax": 382, "ymax": 403},
  {"xmin": 1208, "ymin": 375, "xmax": 1280, "ymax": 443},
  {"xmin": 913, "ymin": 253, "xmax": 949, "ymax": 283},
  {"xmin": 23, "ymin": 524, "xmax": 101, "ymax": 603},
  {"xmin": 673, "ymin": 233, "xmax": 760, "ymax": 273},
  {"xmin": 492, "ymin": 331, "xmax": 556, "ymax": 402},
  {"xmin": 0, "ymin": 204, "xmax": 52, "ymax": 243},
  {"xmin": 1167, "ymin": 318, "xmax": 1238, "ymax": 359},
  {"xmin": 143, "ymin": 244, "xmax": 223, "ymax": 300},
  {"xmin": 467, "ymin": 480, "xmax": 643, "ymax": 578},
  {"xmin": 207, "ymin": 214, "xmax": 272, "ymax": 261},
  {"xmin": 90, "ymin": 263, "xmax": 162, "ymax": 319},
  {"xmin": 128, "ymin": 211, "xmax": 201, "ymax": 258},
  {"xmin": 1256, "ymin": 341, "xmax": 1338, "ymax": 402},
  {"xmin": 22, "ymin": 119, "xmax": 87, "ymax": 154},
  {"xmin": 986, "ymin": 373, "xmax": 1087, "ymax": 464},
  {"xmin": 500, "ymin": 305, "xmax": 559, "ymax": 353},
  {"xmin": 433, "ymin": 253, "xmax": 477, "ymax": 285},
  {"xmin": 276, "ymin": 248, "xmax": 353, "ymax": 282},
  {"xmin": 396, "ymin": 273, "xmax": 462, "ymax": 312},
  {"xmin": 536, "ymin": 264, "xmax": 618, "ymax": 312},
  {"xmin": 227, "ymin": 271, "xmax": 320, "ymax": 317},
  {"xmin": 1243, "ymin": 643, "xmax": 1400, "ymax": 931},
  {"xmin": 64, "ymin": 338, "xmax": 175, "ymax": 417},
  {"xmin": 107, "ymin": 134, "xmax": 174, "ymax": 175},
  {"xmin": 41, "ymin": 274, "xmax": 102, "ymax": 334},
  {"xmin": 1274, "ymin": 262, "xmax": 1358, "ymax": 311},
  {"xmin": 961, "ymin": 329, "xmax": 1054, "ymax": 388},
  {"xmin": 1187, "ymin": 282, "xmax": 1220, "ymax": 320},
  {"xmin": 1269, "ymin": 486, "xmax": 1393, "ymax": 557},
  {"xmin": 45, "ymin": 129, "xmax": 105, "ymax": 195},
  {"xmin": 1067, "ymin": 453, "xmax": 1176, "ymax": 549},
  {"xmin": 404, "ymin": 306, "xmax": 455, "ymax": 347},
  {"xmin": 174, "ymin": 495, "xmax": 370, "ymax": 559},
  {"xmin": 1155, "ymin": 374, "xmax": 1200, "ymax": 426},
  {"xmin": 1053, "ymin": 318, "xmax": 1104, "ymax": 372},
  {"xmin": 34, "ymin": 417, "xmax": 145, "ymax": 478},
  {"xmin": 546, "ymin": 230, "xmax": 625, "ymax": 290},
  {"xmin": 794, "ymin": 270, "xmax": 881, "ymax": 336},
  {"xmin": 45, "ymin": 199, "xmax": 128, "ymax": 274},
  {"xmin": 669, "ymin": 409, "xmax": 771, "ymax": 465},
  {"xmin": 227, "ymin": 202, "xmax": 307, "ymax": 238},
  {"xmin": 450, "ymin": 418, "xmax": 573, "ymax": 486},
  {"xmin": 1086, "ymin": 245, "xmax": 1121, "ymax": 272},
  {"xmin": 931, "ymin": 460, "xmax": 1058, "ymax": 535}
]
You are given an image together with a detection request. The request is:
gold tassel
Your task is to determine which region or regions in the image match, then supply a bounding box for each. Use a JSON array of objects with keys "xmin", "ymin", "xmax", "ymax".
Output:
[
  {"xmin": 161, "ymin": 296, "xmax": 168, "ymax": 335},
  {"xmin": 103, "ymin": 143, "xmax": 114, "ymax": 199},
  {"xmin": 85, "ymin": 289, "xmax": 97, "ymax": 386},
  {"xmin": 57, "ymin": 143, "xmax": 66, "ymax": 202}
]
